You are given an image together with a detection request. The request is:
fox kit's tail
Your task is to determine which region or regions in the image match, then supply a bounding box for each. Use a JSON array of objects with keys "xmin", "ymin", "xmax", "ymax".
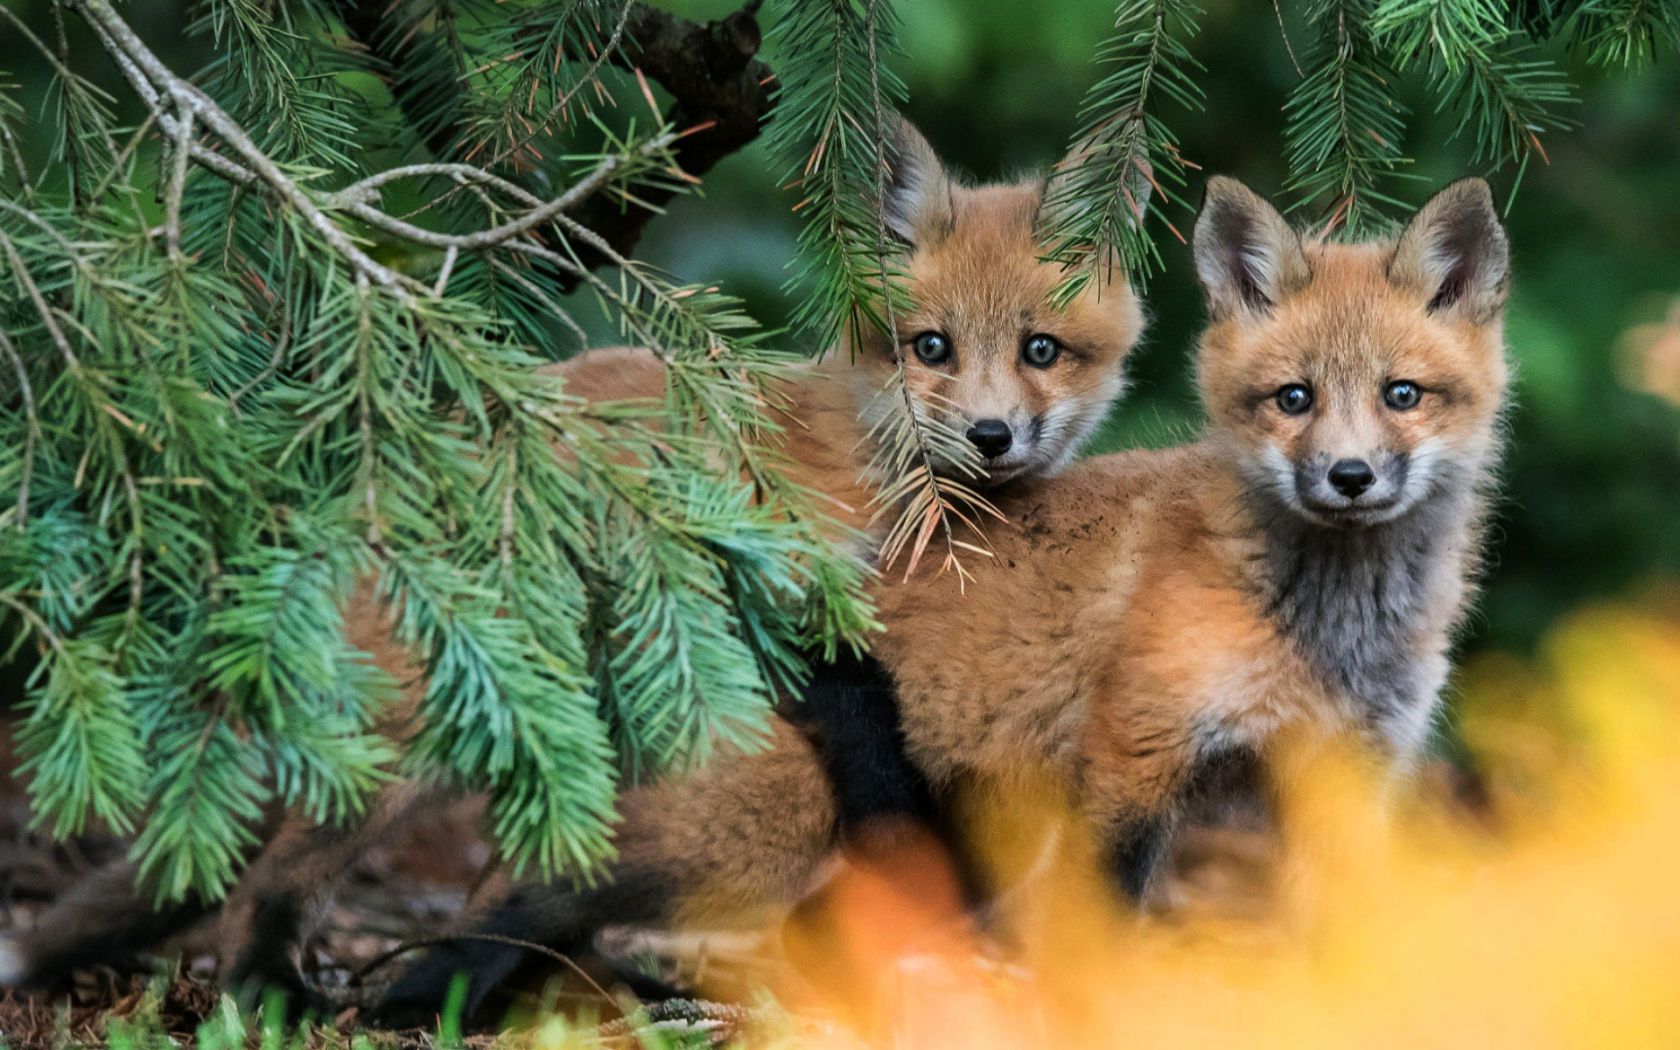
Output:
[
  {"xmin": 0, "ymin": 860, "xmax": 210, "ymax": 988},
  {"xmin": 0, "ymin": 778, "xmax": 442, "ymax": 1017}
]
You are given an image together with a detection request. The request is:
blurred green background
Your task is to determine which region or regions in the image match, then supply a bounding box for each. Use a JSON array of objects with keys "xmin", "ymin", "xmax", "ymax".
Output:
[{"xmin": 4, "ymin": 0, "xmax": 1679, "ymax": 669}]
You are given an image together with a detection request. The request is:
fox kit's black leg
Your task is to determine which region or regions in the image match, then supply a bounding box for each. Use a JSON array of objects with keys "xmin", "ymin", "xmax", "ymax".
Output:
[
  {"xmin": 1108, "ymin": 746, "xmax": 1268, "ymax": 905},
  {"xmin": 216, "ymin": 780, "xmax": 441, "ymax": 1019},
  {"xmin": 783, "ymin": 649, "xmax": 936, "ymax": 835},
  {"xmin": 0, "ymin": 858, "xmax": 211, "ymax": 987},
  {"xmin": 1108, "ymin": 816, "xmax": 1174, "ymax": 903}
]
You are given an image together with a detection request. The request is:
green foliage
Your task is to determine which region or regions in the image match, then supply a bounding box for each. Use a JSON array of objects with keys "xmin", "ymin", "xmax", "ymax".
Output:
[
  {"xmin": 0, "ymin": 0, "xmax": 870, "ymax": 903},
  {"xmin": 766, "ymin": 0, "xmax": 910, "ymax": 347},
  {"xmin": 765, "ymin": 0, "xmax": 995, "ymax": 574},
  {"xmin": 1284, "ymin": 0, "xmax": 1410, "ymax": 231},
  {"xmin": 1566, "ymin": 0, "xmax": 1680, "ymax": 67},
  {"xmin": 1372, "ymin": 0, "xmax": 1575, "ymax": 188}
]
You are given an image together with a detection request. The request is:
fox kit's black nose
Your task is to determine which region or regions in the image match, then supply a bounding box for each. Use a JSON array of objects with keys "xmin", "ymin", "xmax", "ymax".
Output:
[
  {"xmin": 967, "ymin": 419, "xmax": 1013, "ymax": 458},
  {"xmin": 1328, "ymin": 458, "xmax": 1376, "ymax": 498}
]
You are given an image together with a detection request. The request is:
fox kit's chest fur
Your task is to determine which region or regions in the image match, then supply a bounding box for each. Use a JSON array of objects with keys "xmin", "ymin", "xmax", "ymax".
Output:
[{"xmin": 1254, "ymin": 485, "xmax": 1479, "ymax": 756}]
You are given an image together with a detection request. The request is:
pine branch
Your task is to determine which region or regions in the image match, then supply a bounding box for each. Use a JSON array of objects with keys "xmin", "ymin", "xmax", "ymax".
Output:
[
  {"xmin": 859, "ymin": 0, "xmax": 999, "ymax": 581},
  {"xmin": 560, "ymin": 2, "xmax": 776, "ymax": 279},
  {"xmin": 0, "ymin": 0, "xmax": 868, "ymax": 900},
  {"xmin": 328, "ymin": 0, "xmax": 468, "ymax": 161},
  {"xmin": 1041, "ymin": 0, "xmax": 1205, "ymax": 298},
  {"xmin": 72, "ymin": 0, "xmax": 414, "ymax": 291},
  {"xmin": 326, "ymin": 131, "xmax": 681, "ymax": 253},
  {"xmin": 0, "ymin": 72, "xmax": 30, "ymax": 191},
  {"xmin": 764, "ymin": 0, "xmax": 999, "ymax": 581},
  {"xmin": 1567, "ymin": 0, "xmax": 1680, "ymax": 66},
  {"xmin": 1371, "ymin": 0, "xmax": 1575, "ymax": 190},
  {"xmin": 1285, "ymin": 0, "xmax": 1410, "ymax": 232},
  {"xmin": 195, "ymin": 0, "xmax": 361, "ymax": 166},
  {"xmin": 332, "ymin": 0, "xmax": 777, "ymax": 290}
]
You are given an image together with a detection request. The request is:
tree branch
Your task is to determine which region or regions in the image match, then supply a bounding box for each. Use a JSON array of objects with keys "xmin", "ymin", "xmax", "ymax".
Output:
[
  {"xmin": 334, "ymin": 0, "xmax": 776, "ymax": 290},
  {"xmin": 71, "ymin": 0, "xmax": 415, "ymax": 292}
]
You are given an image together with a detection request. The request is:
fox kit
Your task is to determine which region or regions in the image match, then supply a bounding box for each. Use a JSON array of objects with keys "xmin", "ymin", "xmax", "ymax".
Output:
[
  {"xmin": 873, "ymin": 175, "xmax": 1510, "ymax": 889},
  {"xmin": 0, "ymin": 119, "xmax": 1146, "ymax": 1012},
  {"xmin": 369, "ymin": 175, "xmax": 1512, "ymax": 1025}
]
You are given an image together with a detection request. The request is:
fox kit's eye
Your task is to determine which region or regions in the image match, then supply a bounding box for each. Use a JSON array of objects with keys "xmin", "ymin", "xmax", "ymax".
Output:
[
  {"xmin": 1276, "ymin": 384, "xmax": 1314, "ymax": 415},
  {"xmin": 911, "ymin": 331, "xmax": 953, "ymax": 366},
  {"xmin": 1022, "ymin": 334, "xmax": 1063, "ymax": 369},
  {"xmin": 1384, "ymin": 380, "xmax": 1422, "ymax": 410}
]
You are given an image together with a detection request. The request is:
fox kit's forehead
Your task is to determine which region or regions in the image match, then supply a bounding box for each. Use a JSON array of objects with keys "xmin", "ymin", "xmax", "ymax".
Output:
[
  {"xmin": 908, "ymin": 183, "xmax": 1050, "ymax": 312},
  {"xmin": 1259, "ymin": 244, "xmax": 1418, "ymax": 377},
  {"xmin": 903, "ymin": 180, "xmax": 1141, "ymax": 355},
  {"xmin": 1205, "ymin": 241, "xmax": 1504, "ymax": 405}
]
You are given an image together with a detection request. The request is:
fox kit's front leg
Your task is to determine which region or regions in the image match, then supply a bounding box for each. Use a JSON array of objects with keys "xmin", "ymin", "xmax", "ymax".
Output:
[{"xmin": 214, "ymin": 779, "xmax": 442, "ymax": 1012}]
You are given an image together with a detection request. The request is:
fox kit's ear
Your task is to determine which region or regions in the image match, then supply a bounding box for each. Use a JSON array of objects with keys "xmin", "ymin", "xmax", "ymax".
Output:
[
  {"xmin": 881, "ymin": 116, "xmax": 954, "ymax": 247},
  {"xmin": 1192, "ymin": 176, "xmax": 1310, "ymax": 321},
  {"xmin": 1388, "ymin": 178, "xmax": 1510, "ymax": 323}
]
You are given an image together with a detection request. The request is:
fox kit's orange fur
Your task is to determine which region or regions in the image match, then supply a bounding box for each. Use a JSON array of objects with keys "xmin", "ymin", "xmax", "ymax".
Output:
[
  {"xmin": 367, "ymin": 175, "xmax": 1513, "ymax": 1023},
  {"xmin": 0, "ymin": 120, "xmax": 1146, "ymax": 1009}
]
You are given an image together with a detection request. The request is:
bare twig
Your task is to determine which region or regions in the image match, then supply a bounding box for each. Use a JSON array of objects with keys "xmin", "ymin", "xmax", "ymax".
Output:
[
  {"xmin": 0, "ymin": 198, "xmax": 85, "ymax": 260},
  {"xmin": 351, "ymin": 932, "xmax": 617, "ymax": 1007},
  {"xmin": 331, "ymin": 131, "xmax": 678, "ymax": 252},
  {"xmin": 499, "ymin": 447, "xmax": 517, "ymax": 567},
  {"xmin": 1273, "ymin": 0, "xmax": 1306, "ymax": 77},
  {"xmin": 0, "ymin": 116, "xmax": 32, "ymax": 195},
  {"xmin": 487, "ymin": 256, "xmax": 589, "ymax": 345},
  {"xmin": 68, "ymin": 4, "xmax": 251, "ymax": 186},
  {"xmin": 227, "ymin": 304, "xmax": 292, "ymax": 414},
  {"xmin": 88, "ymin": 109, "xmax": 158, "ymax": 204},
  {"xmin": 352, "ymin": 276, "xmax": 380, "ymax": 545},
  {"xmin": 0, "ymin": 227, "xmax": 82, "ymax": 375},
  {"xmin": 162, "ymin": 91, "xmax": 193, "ymax": 263},
  {"xmin": 0, "ymin": 591, "xmax": 67, "ymax": 655},
  {"xmin": 71, "ymin": 0, "xmax": 418, "ymax": 293},
  {"xmin": 329, "ymin": 163, "xmax": 544, "ymax": 210},
  {"xmin": 431, "ymin": 244, "xmax": 458, "ymax": 297}
]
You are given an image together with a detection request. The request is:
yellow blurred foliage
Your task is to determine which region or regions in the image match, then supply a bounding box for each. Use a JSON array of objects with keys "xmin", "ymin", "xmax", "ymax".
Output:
[
  {"xmin": 1620, "ymin": 301, "xmax": 1680, "ymax": 407},
  {"xmin": 763, "ymin": 596, "xmax": 1680, "ymax": 1049}
]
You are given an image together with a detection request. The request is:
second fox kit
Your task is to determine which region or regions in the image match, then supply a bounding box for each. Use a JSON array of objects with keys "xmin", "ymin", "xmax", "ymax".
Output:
[
  {"xmin": 371, "ymin": 175, "xmax": 1514, "ymax": 1024},
  {"xmin": 559, "ymin": 118, "xmax": 1145, "ymax": 532},
  {"xmin": 0, "ymin": 119, "xmax": 1145, "ymax": 1007}
]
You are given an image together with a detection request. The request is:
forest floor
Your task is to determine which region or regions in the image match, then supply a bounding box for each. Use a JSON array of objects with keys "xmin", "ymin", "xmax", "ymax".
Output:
[{"xmin": 0, "ymin": 760, "xmax": 1491, "ymax": 1050}]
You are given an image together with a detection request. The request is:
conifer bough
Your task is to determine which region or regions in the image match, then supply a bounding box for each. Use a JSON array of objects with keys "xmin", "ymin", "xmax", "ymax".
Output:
[{"xmin": 0, "ymin": 0, "xmax": 870, "ymax": 903}]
